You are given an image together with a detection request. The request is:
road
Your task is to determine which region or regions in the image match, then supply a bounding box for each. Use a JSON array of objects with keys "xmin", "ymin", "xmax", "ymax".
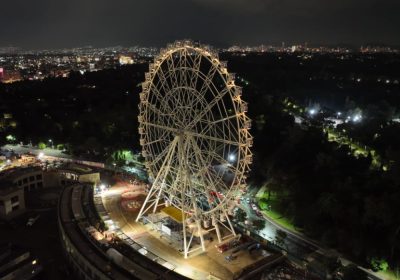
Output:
[
  {"xmin": 2, "ymin": 144, "xmax": 71, "ymax": 159},
  {"xmin": 239, "ymin": 188, "xmax": 382, "ymax": 280},
  {"xmin": 239, "ymin": 190, "xmax": 318, "ymax": 259}
]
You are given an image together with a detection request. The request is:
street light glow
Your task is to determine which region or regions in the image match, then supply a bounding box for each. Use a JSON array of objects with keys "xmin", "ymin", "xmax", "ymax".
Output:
[
  {"xmin": 228, "ymin": 154, "xmax": 236, "ymax": 162},
  {"xmin": 353, "ymin": 114, "xmax": 362, "ymax": 122}
]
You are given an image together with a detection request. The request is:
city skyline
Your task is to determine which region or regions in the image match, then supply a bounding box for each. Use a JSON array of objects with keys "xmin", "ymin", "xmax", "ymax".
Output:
[{"xmin": 1, "ymin": 0, "xmax": 400, "ymax": 50}]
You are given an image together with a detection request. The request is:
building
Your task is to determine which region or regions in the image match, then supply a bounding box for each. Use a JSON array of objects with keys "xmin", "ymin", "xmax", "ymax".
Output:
[
  {"xmin": 57, "ymin": 163, "xmax": 101, "ymax": 185},
  {"xmin": 119, "ymin": 56, "xmax": 134, "ymax": 65},
  {"xmin": 1, "ymin": 70, "xmax": 22, "ymax": 83},
  {"xmin": 0, "ymin": 182, "xmax": 25, "ymax": 220},
  {"xmin": 0, "ymin": 163, "xmax": 100, "ymax": 220}
]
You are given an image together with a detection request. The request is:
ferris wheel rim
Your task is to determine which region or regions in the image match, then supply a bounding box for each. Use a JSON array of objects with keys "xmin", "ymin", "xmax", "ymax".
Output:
[{"xmin": 138, "ymin": 41, "xmax": 252, "ymax": 216}]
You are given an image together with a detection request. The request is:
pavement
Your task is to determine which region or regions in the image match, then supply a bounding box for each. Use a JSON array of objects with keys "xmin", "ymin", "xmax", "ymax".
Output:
[{"xmin": 99, "ymin": 180, "xmax": 276, "ymax": 280}]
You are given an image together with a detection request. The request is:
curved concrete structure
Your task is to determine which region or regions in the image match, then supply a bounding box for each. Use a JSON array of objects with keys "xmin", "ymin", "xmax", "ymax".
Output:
[{"xmin": 58, "ymin": 183, "xmax": 188, "ymax": 280}]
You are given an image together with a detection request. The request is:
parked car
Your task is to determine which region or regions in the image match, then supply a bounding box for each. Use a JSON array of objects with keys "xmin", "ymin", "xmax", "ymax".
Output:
[{"xmin": 26, "ymin": 215, "xmax": 40, "ymax": 226}]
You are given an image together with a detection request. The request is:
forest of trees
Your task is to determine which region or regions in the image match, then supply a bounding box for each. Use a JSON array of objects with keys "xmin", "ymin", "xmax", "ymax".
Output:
[
  {"xmin": 0, "ymin": 64, "xmax": 147, "ymax": 161},
  {"xmin": 231, "ymin": 53, "xmax": 400, "ymax": 272}
]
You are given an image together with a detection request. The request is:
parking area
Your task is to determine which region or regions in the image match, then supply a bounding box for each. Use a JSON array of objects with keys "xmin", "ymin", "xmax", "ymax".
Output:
[{"xmin": 0, "ymin": 209, "xmax": 71, "ymax": 279}]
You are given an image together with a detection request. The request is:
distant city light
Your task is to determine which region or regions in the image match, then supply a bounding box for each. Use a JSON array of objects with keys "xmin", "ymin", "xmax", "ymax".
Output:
[{"xmin": 119, "ymin": 56, "xmax": 134, "ymax": 65}]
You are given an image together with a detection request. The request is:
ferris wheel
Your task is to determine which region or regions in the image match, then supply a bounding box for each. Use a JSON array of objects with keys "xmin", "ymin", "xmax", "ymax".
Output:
[{"xmin": 136, "ymin": 40, "xmax": 253, "ymax": 258}]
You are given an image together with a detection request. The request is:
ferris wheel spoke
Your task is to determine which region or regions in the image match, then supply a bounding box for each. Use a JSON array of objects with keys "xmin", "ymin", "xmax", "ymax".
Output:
[
  {"xmin": 166, "ymin": 55, "xmax": 180, "ymax": 90},
  {"xmin": 142, "ymin": 121, "xmax": 180, "ymax": 134},
  {"xmin": 149, "ymin": 136, "xmax": 178, "ymax": 168},
  {"xmin": 186, "ymin": 87, "xmax": 230, "ymax": 130},
  {"xmin": 189, "ymin": 54, "xmax": 202, "ymax": 90},
  {"xmin": 150, "ymin": 85, "xmax": 175, "ymax": 114},
  {"xmin": 185, "ymin": 63, "xmax": 218, "ymax": 112},
  {"xmin": 209, "ymin": 114, "xmax": 239, "ymax": 124},
  {"xmin": 203, "ymin": 150, "xmax": 238, "ymax": 173},
  {"xmin": 142, "ymin": 137, "xmax": 167, "ymax": 146},
  {"xmin": 193, "ymin": 141, "xmax": 232, "ymax": 195},
  {"xmin": 145, "ymin": 102, "xmax": 174, "ymax": 119},
  {"xmin": 195, "ymin": 115, "xmax": 237, "ymax": 145},
  {"xmin": 188, "ymin": 136, "xmax": 226, "ymax": 206},
  {"xmin": 186, "ymin": 130, "xmax": 240, "ymax": 146},
  {"xmin": 179, "ymin": 52, "xmax": 190, "ymax": 90},
  {"xmin": 155, "ymin": 62, "xmax": 173, "ymax": 94}
]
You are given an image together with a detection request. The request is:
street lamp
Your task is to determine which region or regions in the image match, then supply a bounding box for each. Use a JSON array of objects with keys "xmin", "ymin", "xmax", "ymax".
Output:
[
  {"xmin": 48, "ymin": 139, "xmax": 53, "ymax": 149},
  {"xmin": 99, "ymin": 184, "xmax": 106, "ymax": 192},
  {"xmin": 352, "ymin": 114, "xmax": 362, "ymax": 123},
  {"xmin": 228, "ymin": 154, "xmax": 236, "ymax": 163}
]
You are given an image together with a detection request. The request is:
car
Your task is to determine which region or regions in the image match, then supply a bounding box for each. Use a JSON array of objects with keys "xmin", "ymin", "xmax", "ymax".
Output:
[
  {"xmin": 251, "ymin": 203, "xmax": 258, "ymax": 211},
  {"xmin": 26, "ymin": 215, "xmax": 40, "ymax": 226},
  {"xmin": 216, "ymin": 244, "xmax": 229, "ymax": 253},
  {"xmin": 246, "ymin": 197, "xmax": 250, "ymax": 203}
]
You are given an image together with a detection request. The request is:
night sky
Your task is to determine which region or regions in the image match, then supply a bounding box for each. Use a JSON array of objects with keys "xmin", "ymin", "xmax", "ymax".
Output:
[{"xmin": 1, "ymin": 0, "xmax": 399, "ymax": 49}]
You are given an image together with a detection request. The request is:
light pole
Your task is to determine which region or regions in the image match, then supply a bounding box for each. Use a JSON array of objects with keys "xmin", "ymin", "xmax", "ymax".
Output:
[{"xmin": 48, "ymin": 139, "xmax": 53, "ymax": 149}]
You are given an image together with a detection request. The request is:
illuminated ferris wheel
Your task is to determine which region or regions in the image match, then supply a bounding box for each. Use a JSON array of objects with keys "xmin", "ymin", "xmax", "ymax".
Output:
[{"xmin": 136, "ymin": 40, "xmax": 253, "ymax": 258}]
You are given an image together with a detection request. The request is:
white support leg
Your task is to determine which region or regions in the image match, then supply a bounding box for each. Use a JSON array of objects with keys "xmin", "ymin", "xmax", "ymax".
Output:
[
  {"xmin": 136, "ymin": 137, "xmax": 178, "ymax": 222},
  {"xmin": 196, "ymin": 218, "xmax": 206, "ymax": 252}
]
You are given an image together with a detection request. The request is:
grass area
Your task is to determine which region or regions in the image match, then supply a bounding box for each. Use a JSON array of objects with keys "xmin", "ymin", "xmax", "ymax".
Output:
[
  {"xmin": 262, "ymin": 207, "xmax": 300, "ymax": 234},
  {"xmin": 256, "ymin": 188, "xmax": 300, "ymax": 234},
  {"xmin": 377, "ymin": 269, "xmax": 400, "ymax": 280}
]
